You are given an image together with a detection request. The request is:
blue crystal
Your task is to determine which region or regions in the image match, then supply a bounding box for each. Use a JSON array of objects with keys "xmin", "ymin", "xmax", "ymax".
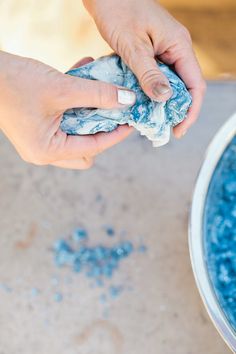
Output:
[
  {"xmin": 54, "ymin": 292, "xmax": 63, "ymax": 302},
  {"xmin": 31, "ymin": 288, "xmax": 40, "ymax": 297},
  {"xmin": 105, "ymin": 226, "xmax": 115, "ymax": 237},
  {"xmin": 109, "ymin": 285, "xmax": 123, "ymax": 298},
  {"xmin": 72, "ymin": 228, "xmax": 88, "ymax": 242}
]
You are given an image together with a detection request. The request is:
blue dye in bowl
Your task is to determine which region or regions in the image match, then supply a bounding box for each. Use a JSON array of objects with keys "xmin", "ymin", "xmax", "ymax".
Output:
[{"xmin": 204, "ymin": 136, "xmax": 236, "ymax": 330}]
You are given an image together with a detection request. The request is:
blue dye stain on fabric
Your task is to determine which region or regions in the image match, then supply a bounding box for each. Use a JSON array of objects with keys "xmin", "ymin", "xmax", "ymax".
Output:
[
  {"xmin": 204, "ymin": 136, "xmax": 236, "ymax": 330},
  {"xmin": 61, "ymin": 54, "xmax": 192, "ymax": 147}
]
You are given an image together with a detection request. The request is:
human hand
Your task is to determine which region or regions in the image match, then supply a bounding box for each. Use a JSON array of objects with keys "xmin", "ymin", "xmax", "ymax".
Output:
[
  {"xmin": 83, "ymin": 0, "xmax": 206, "ymax": 138},
  {"xmin": 0, "ymin": 52, "xmax": 135, "ymax": 169}
]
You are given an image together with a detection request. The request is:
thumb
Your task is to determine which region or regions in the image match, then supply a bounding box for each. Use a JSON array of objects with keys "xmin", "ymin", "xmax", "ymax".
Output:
[
  {"xmin": 60, "ymin": 75, "xmax": 136, "ymax": 110},
  {"xmin": 126, "ymin": 48, "xmax": 172, "ymax": 102}
]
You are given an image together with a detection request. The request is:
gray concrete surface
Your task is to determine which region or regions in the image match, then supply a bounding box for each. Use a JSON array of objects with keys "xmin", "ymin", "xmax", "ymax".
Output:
[{"xmin": 0, "ymin": 82, "xmax": 236, "ymax": 354}]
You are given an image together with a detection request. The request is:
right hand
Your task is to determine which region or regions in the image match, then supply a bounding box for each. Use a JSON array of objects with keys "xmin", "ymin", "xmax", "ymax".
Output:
[
  {"xmin": 0, "ymin": 52, "xmax": 136, "ymax": 169},
  {"xmin": 83, "ymin": 0, "xmax": 206, "ymax": 138}
]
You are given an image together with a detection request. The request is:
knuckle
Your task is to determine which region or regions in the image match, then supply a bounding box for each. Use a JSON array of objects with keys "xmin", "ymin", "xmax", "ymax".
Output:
[
  {"xmin": 139, "ymin": 68, "xmax": 163, "ymax": 87},
  {"xmin": 26, "ymin": 146, "xmax": 50, "ymax": 166},
  {"xmin": 83, "ymin": 158, "xmax": 94, "ymax": 170},
  {"xmin": 121, "ymin": 37, "xmax": 152, "ymax": 70},
  {"xmin": 92, "ymin": 135, "xmax": 103, "ymax": 155},
  {"xmin": 177, "ymin": 25, "xmax": 192, "ymax": 43},
  {"xmin": 98, "ymin": 83, "xmax": 116, "ymax": 108}
]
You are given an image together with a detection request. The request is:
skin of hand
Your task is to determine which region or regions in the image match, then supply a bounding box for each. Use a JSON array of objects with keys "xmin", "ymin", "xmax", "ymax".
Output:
[
  {"xmin": 0, "ymin": 52, "xmax": 136, "ymax": 170},
  {"xmin": 83, "ymin": 0, "xmax": 206, "ymax": 137}
]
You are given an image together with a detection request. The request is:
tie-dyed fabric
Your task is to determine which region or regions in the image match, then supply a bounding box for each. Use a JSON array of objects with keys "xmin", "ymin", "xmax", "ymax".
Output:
[{"xmin": 61, "ymin": 54, "xmax": 192, "ymax": 147}]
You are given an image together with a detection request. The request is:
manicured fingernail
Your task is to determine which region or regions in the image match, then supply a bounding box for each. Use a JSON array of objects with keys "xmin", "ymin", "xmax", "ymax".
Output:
[
  {"xmin": 152, "ymin": 82, "xmax": 171, "ymax": 97},
  {"xmin": 118, "ymin": 89, "xmax": 136, "ymax": 105},
  {"xmin": 182, "ymin": 129, "xmax": 187, "ymax": 137}
]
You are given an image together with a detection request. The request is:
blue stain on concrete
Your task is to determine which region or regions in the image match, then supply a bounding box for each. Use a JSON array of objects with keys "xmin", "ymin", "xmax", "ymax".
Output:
[
  {"xmin": 204, "ymin": 136, "xmax": 236, "ymax": 330},
  {"xmin": 137, "ymin": 244, "xmax": 147, "ymax": 253},
  {"xmin": 99, "ymin": 293, "xmax": 107, "ymax": 304},
  {"xmin": 54, "ymin": 292, "xmax": 63, "ymax": 303},
  {"xmin": 31, "ymin": 288, "xmax": 40, "ymax": 297},
  {"xmin": 109, "ymin": 285, "xmax": 123, "ymax": 298},
  {"xmin": 0, "ymin": 283, "xmax": 12, "ymax": 293}
]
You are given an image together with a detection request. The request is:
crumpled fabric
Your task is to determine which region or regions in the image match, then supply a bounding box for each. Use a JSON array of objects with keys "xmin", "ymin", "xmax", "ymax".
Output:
[{"xmin": 61, "ymin": 54, "xmax": 192, "ymax": 147}]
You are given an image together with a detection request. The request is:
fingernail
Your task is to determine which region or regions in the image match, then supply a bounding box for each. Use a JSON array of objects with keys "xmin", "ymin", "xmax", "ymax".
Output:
[
  {"xmin": 152, "ymin": 82, "xmax": 171, "ymax": 97},
  {"xmin": 118, "ymin": 89, "xmax": 136, "ymax": 105},
  {"xmin": 182, "ymin": 129, "xmax": 187, "ymax": 137}
]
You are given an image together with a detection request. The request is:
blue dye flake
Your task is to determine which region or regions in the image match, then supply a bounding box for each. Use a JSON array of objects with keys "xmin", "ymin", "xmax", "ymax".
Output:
[
  {"xmin": 99, "ymin": 293, "xmax": 107, "ymax": 304},
  {"xmin": 54, "ymin": 292, "xmax": 63, "ymax": 302},
  {"xmin": 109, "ymin": 285, "xmax": 123, "ymax": 298},
  {"xmin": 0, "ymin": 283, "xmax": 12, "ymax": 293},
  {"xmin": 31, "ymin": 288, "xmax": 40, "ymax": 297},
  {"xmin": 51, "ymin": 276, "xmax": 59, "ymax": 287},
  {"xmin": 105, "ymin": 226, "xmax": 115, "ymax": 237},
  {"xmin": 72, "ymin": 228, "xmax": 88, "ymax": 242},
  {"xmin": 204, "ymin": 137, "xmax": 236, "ymax": 330},
  {"xmin": 137, "ymin": 244, "xmax": 147, "ymax": 253}
]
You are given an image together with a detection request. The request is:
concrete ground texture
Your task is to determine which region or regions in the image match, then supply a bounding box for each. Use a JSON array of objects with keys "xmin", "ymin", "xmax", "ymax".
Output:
[
  {"xmin": 0, "ymin": 82, "xmax": 236, "ymax": 354},
  {"xmin": 0, "ymin": 1, "xmax": 236, "ymax": 353}
]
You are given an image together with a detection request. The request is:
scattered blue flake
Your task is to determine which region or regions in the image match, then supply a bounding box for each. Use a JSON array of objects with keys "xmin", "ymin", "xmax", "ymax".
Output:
[
  {"xmin": 99, "ymin": 293, "xmax": 107, "ymax": 304},
  {"xmin": 105, "ymin": 226, "xmax": 115, "ymax": 237},
  {"xmin": 72, "ymin": 228, "xmax": 88, "ymax": 242},
  {"xmin": 96, "ymin": 279, "xmax": 104, "ymax": 287},
  {"xmin": 31, "ymin": 288, "xmax": 40, "ymax": 297},
  {"xmin": 109, "ymin": 285, "xmax": 123, "ymax": 298},
  {"xmin": 95, "ymin": 194, "xmax": 103, "ymax": 202},
  {"xmin": 137, "ymin": 244, "xmax": 147, "ymax": 253},
  {"xmin": 54, "ymin": 240, "xmax": 72, "ymax": 253},
  {"xmin": 51, "ymin": 276, "xmax": 59, "ymax": 286},
  {"xmin": 54, "ymin": 292, "xmax": 63, "ymax": 303},
  {"xmin": 102, "ymin": 308, "xmax": 110, "ymax": 319},
  {"xmin": 0, "ymin": 283, "xmax": 12, "ymax": 293},
  {"xmin": 204, "ymin": 137, "xmax": 236, "ymax": 330}
]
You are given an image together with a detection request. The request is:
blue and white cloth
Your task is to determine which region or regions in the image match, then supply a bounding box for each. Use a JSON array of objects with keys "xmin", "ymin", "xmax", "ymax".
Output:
[{"xmin": 61, "ymin": 54, "xmax": 192, "ymax": 147}]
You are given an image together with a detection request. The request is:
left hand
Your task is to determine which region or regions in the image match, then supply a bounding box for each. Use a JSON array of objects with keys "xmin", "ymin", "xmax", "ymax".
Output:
[{"xmin": 83, "ymin": 0, "xmax": 206, "ymax": 138}]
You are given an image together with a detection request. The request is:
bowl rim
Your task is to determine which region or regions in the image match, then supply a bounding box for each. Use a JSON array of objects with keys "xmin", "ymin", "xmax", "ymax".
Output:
[{"xmin": 189, "ymin": 112, "xmax": 236, "ymax": 352}]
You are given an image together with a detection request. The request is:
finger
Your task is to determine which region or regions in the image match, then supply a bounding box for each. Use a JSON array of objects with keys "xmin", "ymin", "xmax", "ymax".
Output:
[
  {"xmin": 173, "ymin": 86, "xmax": 204, "ymax": 138},
  {"xmin": 69, "ymin": 57, "xmax": 94, "ymax": 70},
  {"xmin": 53, "ymin": 125, "xmax": 134, "ymax": 161},
  {"xmin": 122, "ymin": 37, "xmax": 172, "ymax": 102},
  {"xmin": 60, "ymin": 75, "xmax": 136, "ymax": 110},
  {"xmin": 51, "ymin": 157, "xmax": 94, "ymax": 170},
  {"xmin": 170, "ymin": 48, "xmax": 206, "ymax": 138}
]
